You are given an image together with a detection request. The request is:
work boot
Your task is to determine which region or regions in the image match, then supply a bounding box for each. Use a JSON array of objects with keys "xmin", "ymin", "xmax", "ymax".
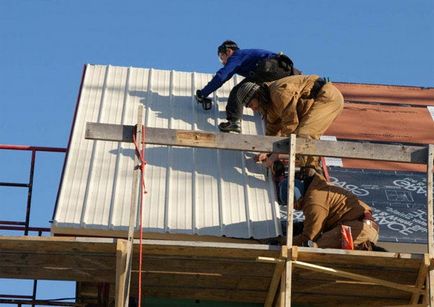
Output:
[{"xmin": 218, "ymin": 119, "xmax": 241, "ymax": 133}]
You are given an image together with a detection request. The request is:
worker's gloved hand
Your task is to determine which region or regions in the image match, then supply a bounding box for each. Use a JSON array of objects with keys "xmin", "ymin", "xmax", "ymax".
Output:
[
  {"xmin": 195, "ymin": 90, "xmax": 212, "ymax": 110},
  {"xmin": 255, "ymin": 153, "xmax": 269, "ymax": 162},
  {"xmin": 195, "ymin": 90, "xmax": 204, "ymax": 103},
  {"xmin": 263, "ymin": 153, "xmax": 277, "ymax": 168}
]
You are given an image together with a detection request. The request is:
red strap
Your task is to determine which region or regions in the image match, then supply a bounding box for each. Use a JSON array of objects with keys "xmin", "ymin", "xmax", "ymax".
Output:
[
  {"xmin": 132, "ymin": 124, "xmax": 146, "ymax": 306},
  {"xmin": 321, "ymin": 156, "xmax": 331, "ymax": 182}
]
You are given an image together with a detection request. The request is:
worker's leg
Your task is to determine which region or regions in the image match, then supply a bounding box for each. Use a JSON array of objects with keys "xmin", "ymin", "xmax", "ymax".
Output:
[
  {"xmin": 225, "ymin": 80, "xmax": 247, "ymax": 121},
  {"xmin": 316, "ymin": 220, "xmax": 378, "ymax": 249},
  {"xmin": 347, "ymin": 220, "xmax": 379, "ymax": 246},
  {"xmin": 295, "ymin": 83, "xmax": 344, "ymax": 170},
  {"xmin": 315, "ymin": 225, "xmax": 342, "ymax": 249},
  {"xmin": 219, "ymin": 80, "xmax": 247, "ymax": 133},
  {"xmin": 296, "ymin": 83, "xmax": 344, "ymax": 138}
]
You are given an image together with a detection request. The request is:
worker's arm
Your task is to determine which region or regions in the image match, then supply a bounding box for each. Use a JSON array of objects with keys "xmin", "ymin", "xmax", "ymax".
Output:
[
  {"xmin": 200, "ymin": 53, "xmax": 243, "ymax": 97},
  {"xmin": 278, "ymin": 96, "xmax": 300, "ymax": 136},
  {"xmin": 265, "ymin": 118, "xmax": 282, "ymax": 136},
  {"xmin": 293, "ymin": 203, "xmax": 328, "ymax": 246}
]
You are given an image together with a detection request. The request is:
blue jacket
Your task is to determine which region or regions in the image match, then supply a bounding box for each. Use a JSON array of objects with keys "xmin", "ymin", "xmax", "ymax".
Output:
[{"xmin": 201, "ymin": 49, "xmax": 276, "ymax": 97}]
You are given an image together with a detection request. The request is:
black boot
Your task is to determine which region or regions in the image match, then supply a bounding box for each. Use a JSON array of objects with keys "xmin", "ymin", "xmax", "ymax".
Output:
[{"xmin": 218, "ymin": 119, "xmax": 241, "ymax": 133}]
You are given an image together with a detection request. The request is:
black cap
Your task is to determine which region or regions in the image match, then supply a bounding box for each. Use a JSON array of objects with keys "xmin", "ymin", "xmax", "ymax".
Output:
[{"xmin": 217, "ymin": 40, "xmax": 239, "ymax": 55}]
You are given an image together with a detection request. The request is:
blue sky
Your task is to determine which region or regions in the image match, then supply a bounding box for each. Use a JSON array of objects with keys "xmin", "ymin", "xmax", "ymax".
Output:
[{"xmin": 0, "ymin": 0, "xmax": 433, "ymax": 303}]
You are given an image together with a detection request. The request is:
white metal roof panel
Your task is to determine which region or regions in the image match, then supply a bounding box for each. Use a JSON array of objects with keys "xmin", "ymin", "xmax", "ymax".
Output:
[{"xmin": 53, "ymin": 64, "xmax": 281, "ymax": 239}]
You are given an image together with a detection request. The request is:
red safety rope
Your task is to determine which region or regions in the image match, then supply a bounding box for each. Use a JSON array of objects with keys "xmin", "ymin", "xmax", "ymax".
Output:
[{"xmin": 132, "ymin": 125, "xmax": 147, "ymax": 307}]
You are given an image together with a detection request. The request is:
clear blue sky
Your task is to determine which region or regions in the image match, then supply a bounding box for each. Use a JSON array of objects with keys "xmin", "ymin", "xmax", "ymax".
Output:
[{"xmin": 0, "ymin": 0, "xmax": 433, "ymax": 303}]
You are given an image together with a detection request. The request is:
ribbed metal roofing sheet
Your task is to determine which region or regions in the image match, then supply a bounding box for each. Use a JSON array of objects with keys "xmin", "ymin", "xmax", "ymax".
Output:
[{"xmin": 53, "ymin": 64, "xmax": 281, "ymax": 239}]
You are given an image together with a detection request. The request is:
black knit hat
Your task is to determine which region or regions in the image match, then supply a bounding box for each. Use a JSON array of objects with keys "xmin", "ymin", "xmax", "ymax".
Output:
[
  {"xmin": 217, "ymin": 40, "xmax": 239, "ymax": 55},
  {"xmin": 237, "ymin": 82, "xmax": 260, "ymax": 107}
]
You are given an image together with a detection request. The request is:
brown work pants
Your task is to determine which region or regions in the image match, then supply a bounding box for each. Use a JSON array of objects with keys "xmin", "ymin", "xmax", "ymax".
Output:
[
  {"xmin": 296, "ymin": 83, "xmax": 344, "ymax": 168},
  {"xmin": 315, "ymin": 220, "xmax": 379, "ymax": 249}
]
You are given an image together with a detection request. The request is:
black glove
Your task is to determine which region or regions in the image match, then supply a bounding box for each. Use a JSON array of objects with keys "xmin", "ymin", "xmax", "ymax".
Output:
[
  {"xmin": 195, "ymin": 90, "xmax": 204, "ymax": 103},
  {"xmin": 195, "ymin": 90, "xmax": 212, "ymax": 110}
]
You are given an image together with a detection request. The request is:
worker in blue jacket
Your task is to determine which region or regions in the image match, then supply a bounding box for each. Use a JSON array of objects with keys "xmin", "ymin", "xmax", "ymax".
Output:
[{"xmin": 195, "ymin": 40, "xmax": 301, "ymax": 133}]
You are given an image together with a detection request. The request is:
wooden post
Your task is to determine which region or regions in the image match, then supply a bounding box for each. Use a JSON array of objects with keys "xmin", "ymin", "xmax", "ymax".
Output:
[
  {"xmin": 115, "ymin": 239, "xmax": 130, "ymax": 307},
  {"xmin": 123, "ymin": 107, "xmax": 144, "ymax": 307},
  {"xmin": 284, "ymin": 134, "xmax": 297, "ymax": 307},
  {"xmin": 410, "ymin": 254, "xmax": 430, "ymax": 304},
  {"xmin": 263, "ymin": 259, "xmax": 285, "ymax": 307},
  {"xmin": 427, "ymin": 145, "xmax": 434, "ymax": 306},
  {"xmin": 279, "ymin": 263, "xmax": 287, "ymax": 307}
]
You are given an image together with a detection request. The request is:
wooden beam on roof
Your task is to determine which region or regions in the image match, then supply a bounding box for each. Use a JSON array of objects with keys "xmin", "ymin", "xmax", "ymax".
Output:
[{"xmin": 85, "ymin": 123, "xmax": 429, "ymax": 163}]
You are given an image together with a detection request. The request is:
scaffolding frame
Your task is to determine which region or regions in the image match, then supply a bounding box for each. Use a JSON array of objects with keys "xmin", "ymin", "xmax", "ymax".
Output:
[
  {"xmin": 0, "ymin": 144, "xmax": 68, "ymax": 307},
  {"xmin": 84, "ymin": 123, "xmax": 434, "ymax": 306}
]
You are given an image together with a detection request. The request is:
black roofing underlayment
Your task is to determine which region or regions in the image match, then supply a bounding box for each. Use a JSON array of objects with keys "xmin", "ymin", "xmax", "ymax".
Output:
[{"xmin": 328, "ymin": 167, "xmax": 431, "ymax": 244}]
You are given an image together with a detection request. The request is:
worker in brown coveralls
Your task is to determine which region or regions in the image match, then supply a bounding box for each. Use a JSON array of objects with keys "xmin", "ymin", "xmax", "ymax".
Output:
[
  {"xmin": 237, "ymin": 75, "xmax": 344, "ymax": 171},
  {"xmin": 280, "ymin": 173, "xmax": 380, "ymax": 249}
]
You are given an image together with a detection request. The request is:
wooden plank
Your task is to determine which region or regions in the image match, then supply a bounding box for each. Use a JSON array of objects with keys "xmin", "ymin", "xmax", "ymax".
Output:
[
  {"xmin": 285, "ymin": 260, "xmax": 292, "ymax": 307},
  {"xmin": 427, "ymin": 144, "xmax": 434, "ymax": 306},
  {"xmin": 124, "ymin": 107, "xmax": 143, "ymax": 306},
  {"xmin": 263, "ymin": 259, "xmax": 285, "ymax": 307},
  {"xmin": 85, "ymin": 122, "xmax": 283, "ymax": 152},
  {"xmin": 286, "ymin": 134, "xmax": 296, "ymax": 247},
  {"xmin": 292, "ymin": 278, "xmax": 410, "ymax": 299},
  {"xmin": 285, "ymin": 134, "xmax": 296, "ymax": 307},
  {"xmin": 137, "ymin": 257, "xmax": 275, "ymax": 277},
  {"xmin": 279, "ymin": 263, "xmax": 286, "ymax": 307},
  {"xmin": 136, "ymin": 239, "xmax": 280, "ymax": 258},
  {"xmin": 0, "ymin": 253, "xmax": 114, "ymax": 270},
  {"xmin": 115, "ymin": 239, "xmax": 129, "ymax": 307},
  {"xmin": 85, "ymin": 123, "xmax": 428, "ymax": 163},
  {"xmin": 0, "ymin": 265, "xmax": 114, "ymax": 282},
  {"xmin": 410, "ymin": 254, "xmax": 429, "ymax": 304},
  {"xmin": 293, "ymin": 266, "xmax": 418, "ymax": 285},
  {"xmin": 289, "ymin": 139, "xmax": 428, "ymax": 164},
  {"xmin": 134, "ymin": 272, "xmax": 269, "ymax": 291},
  {"xmin": 257, "ymin": 257, "xmax": 286, "ymax": 306},
  {"xmin": 293, "ymin": 260, "xmax": 423, "ymax": 295},
  {"xmin": 139, "ymin": 286, "xmax": 267, "ymax": 303},
  {"xmin": 52, "ymin": 225, "xmax": 270, "ymax": 244},
  {"xmin": 0, "ymin": 236, "xmax": 117, "ymax": 253},
  {"xmin": 0, "ymin": 236, "xmax": 280, "ymax": 261},
  {"xmin": 296, "ymin": 247, "xmax": 422, "ymax": 269},
  {"xmin": 292, "ymin": 293, "xmax": 406, "ymax": 307}
]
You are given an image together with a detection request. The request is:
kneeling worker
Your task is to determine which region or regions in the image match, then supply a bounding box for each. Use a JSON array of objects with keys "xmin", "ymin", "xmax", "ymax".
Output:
[{"xmin": 280, "ymin": 173, "xmax": 380, "ymax": 250}]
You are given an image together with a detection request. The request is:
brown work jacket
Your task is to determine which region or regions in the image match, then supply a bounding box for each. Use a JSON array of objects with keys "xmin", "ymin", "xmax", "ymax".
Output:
[
  {"xmin": 293, "ymin": 174, "xmax": 372, "ymax": 246},
  {"xmin": 263, "ymin": 75, "xmax": 319, "ymax": 136}
]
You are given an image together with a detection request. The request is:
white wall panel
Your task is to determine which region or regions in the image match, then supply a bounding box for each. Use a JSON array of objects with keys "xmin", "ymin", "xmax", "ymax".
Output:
[{"xmin": 53, "ymin": 65, "xmax": 281, "ymax": 239}]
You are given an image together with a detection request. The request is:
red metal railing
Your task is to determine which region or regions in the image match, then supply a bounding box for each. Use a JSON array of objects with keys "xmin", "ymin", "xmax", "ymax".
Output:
[
  {"xmin": 0, "ymin": 144, "xmax": 66, "ymax": 235},
  {"xmin": 0, "ymin": 144, "xmax": 68, "ymax": 306}
]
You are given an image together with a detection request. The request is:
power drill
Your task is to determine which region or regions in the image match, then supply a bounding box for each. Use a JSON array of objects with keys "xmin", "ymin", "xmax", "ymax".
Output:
[{"xmin": 195, "ymin": 90, "xmax": 212, "ymax": 110}]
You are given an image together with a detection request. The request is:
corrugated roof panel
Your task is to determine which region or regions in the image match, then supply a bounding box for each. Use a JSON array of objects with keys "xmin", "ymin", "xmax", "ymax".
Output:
[{"xmin": 53, "ymin": 65, "xmax": 281, "ymax": 239}]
